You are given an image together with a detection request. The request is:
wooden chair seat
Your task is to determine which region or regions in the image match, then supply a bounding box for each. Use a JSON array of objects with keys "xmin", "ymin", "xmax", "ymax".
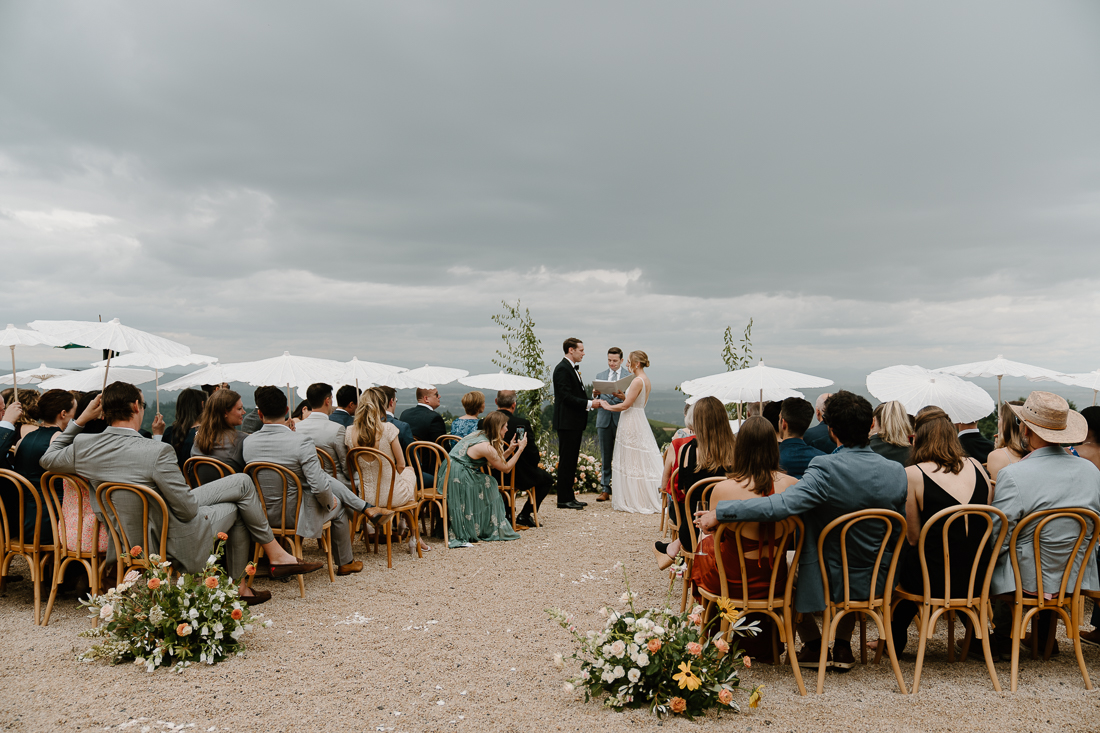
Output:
[{"xmin": 347, "ymin": 447, "xmax": 422, "ymax": 568}]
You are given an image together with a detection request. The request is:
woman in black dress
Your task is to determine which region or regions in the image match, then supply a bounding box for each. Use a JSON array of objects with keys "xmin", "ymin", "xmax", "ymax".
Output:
[
  {"xmin": 162, "ymin": 388, "xmax": 206, "ymax": 468},
  {"xmin": 10, "ymin": 389, "xmax": 80, "ymax": 544}
]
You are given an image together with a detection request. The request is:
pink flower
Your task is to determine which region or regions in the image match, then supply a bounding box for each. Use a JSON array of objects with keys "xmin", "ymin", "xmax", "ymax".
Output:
[
  {"xmin": 129, "ymin": 545, "xmax": 142, "ymax": 557},
  {"xmin": 743, "ymin": 655, "xmax": 752, "ymax": 668},
  {"xmin": 147, "ymin": 578, "xmax": 161, "ymax": 590},
  {"xmin": 669, "ymin": 697, "xmax": 687, "ymax": 714},
  {"xmin": 688, "ymin": 613, "xmax": 702, "ymax": 626},
  {"xmin": 216, "ymin": 532, "xmax": 228, "ymax": 541},
  {"xmin": 686, "ymin": 642, "xmax": 703, "ymax": 657},
  {"xmin": 714, "ymin": 638, "xmax": 729, "ymax": 654},
  {"xmin": 718, "ymin": 688, "xmax": 733, "ymax": 706},
  {"xmin": 176, "ymin": 623, "xmax": 192, "ymax": 636}
]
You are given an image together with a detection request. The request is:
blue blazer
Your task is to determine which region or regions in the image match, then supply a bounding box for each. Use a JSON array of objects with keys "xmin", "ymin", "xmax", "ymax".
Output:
[
  {"xmin": 714, "ymin": 445, "xmax": 907, "ymax": 613},
  {"xmin": 385, "ymin": 414, "xmax": 415, "ymax": 454},
  {"xmin": 594, "ymin": 368, "xmax": 628, "ymax": 429},
  {"xmin": 329, "ymin": 409, "xmax": 354, "ymax": 428},
  {"xmin": 778, "ymin": 438, "xmax": 825, "ymax": 479},
  {"xmin": 803, "ymin": 422, "xmax": 837, "ymax": 454}
]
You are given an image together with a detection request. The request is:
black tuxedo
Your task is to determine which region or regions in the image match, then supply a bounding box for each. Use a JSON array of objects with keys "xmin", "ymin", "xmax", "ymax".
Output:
[
  {"xmin": 958, "ymin": 430, "xmax": 995, "ymax": 464},
  {"xmin": 492, "ymin": 409, "xmax": 553, "ymax": 518},
  {"xmin": 400, "ymin": 404, "xmax": 447, "ymax": 445},
  {"xmin": 552, "ymin": 357, "xmax": 591, "ymax": 503}
]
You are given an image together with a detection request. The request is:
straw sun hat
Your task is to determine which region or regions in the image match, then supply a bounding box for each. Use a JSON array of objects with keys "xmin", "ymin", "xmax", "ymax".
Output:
[{"xmin": 1008, "ymin": 391, "xmax": 1087, "ymax": 444}]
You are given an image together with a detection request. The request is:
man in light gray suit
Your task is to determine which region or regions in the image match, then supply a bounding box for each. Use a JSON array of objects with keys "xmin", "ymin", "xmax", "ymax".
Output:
[
  {"xmin": 990, "ymin": 392, "xmax": 1100, "ymax": 651},
  {"xmin": 695, "ymin": 391, "xmax": 907, "ymax": 669},
  {"xmin": 40, "ymin": 382, "xmax": 321, "ymax": 604},
  {"xmin": 243, "ymin": 386, "xmax": 394, "ymax": 576},
  {"xmin": 295, "ymin": 383, "xmax": 352, "ymax": 490},
  {"xmin": 592, "ymin": 347, "xmax": 627, "ymax": 502}
]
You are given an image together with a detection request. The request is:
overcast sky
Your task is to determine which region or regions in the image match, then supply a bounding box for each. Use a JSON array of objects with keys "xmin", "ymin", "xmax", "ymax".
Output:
[{"xmin": 3, "ymin": 1, "xmax": 1100, "ymax": 386}]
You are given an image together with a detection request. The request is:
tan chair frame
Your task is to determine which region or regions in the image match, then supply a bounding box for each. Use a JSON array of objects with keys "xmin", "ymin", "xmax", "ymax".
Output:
[
  {"xmin": 0, "ymin": 468, "xmax": 56, "ymax": 625},
  {"xmin": 407, "ymin": 441, "xmax": 451, "ymax": 546},
  {"xmin": 316, "ymin": 448, "xmax": 338, "ymax": 478},
  {"xmin": 96, "ymin": 482, "xmax": 170, "ymax": 582},
  {"xmin": 436, "ymin": 434, "xmax": 460, "ymax": 453},
  {"xmin": 40, "ymin": 472, "xmax": 104, "ymax": 626},
  {"xmin": 182, "ymin": 456, "xmax": 236, "ymax": 489},
  {"xmin": 673, "ymin": 476, "xmax": 725, "ymax": 612},
  {"xmin": 346, "ymin": 447, "xmax": 422, "ymax": 568}
]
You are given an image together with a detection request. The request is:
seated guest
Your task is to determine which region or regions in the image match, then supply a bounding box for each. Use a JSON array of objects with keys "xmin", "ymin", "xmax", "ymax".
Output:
[
  {"xmin": 803, "ymin": 393, "xmax": 838, "ymax": 453},
  {"xmin": 291, "ymin": 400, "xmax": 311, "ymax": 424},
  {"xmin": 1076, "ymin": 406, "xmax": 1100, "ymax": 472},
  {"xmin": 345, "ymin": 389, "xmax": 428, "ymax": 553},
  {"xmin": 73, "ymin": 391, "xmax": 106, "ymax": 435},
  {"xmin": 162, "ymin": 388, "xmax": 206, "ymax": 469},
  {"xmin": 244, "ymin": 386, "xmax": 395, "ymax": 575},
  {"xmin": 295, "ymin": 383, "xmax": 352, "ymax": 489},
  {"xmin": 762, "ymin": 400, "xmax": 782, "ymax": 432},
  {"xmin": 401, "ymin": 387, "xmax": 448, "ymax": 445},
  {"xmin": 695, "ymin": 390, "xmax": 908, "ymax": 669},
  {"xmin": 451, "ymin": 391, "xmax": 484, "ymax": 439},
  {"xmin": 654, "ymin": 397, "xmax": 735, "ymax": 569},
  {"xmin": 378, "ymin": 385, "xmax": 415, "ymax": 453},
  {"xmin": 329, "ymin": 385, "xmax": 358, "ymax": 428},
  {"xmin": 986, "ymin": 400, "xmax": 1029, "ymax": 483},
  {"xmin": 884, "ymin": 407, "xmax": 992, "ymax": 654},
  {"xmin": 440, "ymin": 411, "xmax": 525, "ymax": 547},
  {"xmin": 41, "ymin": 382, "xmax": 322, "ymax": 603},
  {"xmin": 5, "ymin": 388, "xmax": 39, "ymax": 447},
  {"xmin": 671, "ymin": 403, "xmax": 694, "ymax": 440},
  {"xmin": 11, "ymin": 389, "xmax": 79, "ymax": 544},
  {"xmin": 777, "ymin": 397, "xmax": 825, "ymax": 479},
  {"xmin": 490, "ymin": 390, "xmax": 553, "ymax": 528},
  {"xmin": 192, "ymin": 389, "xmax": 249, "ymax": 472},
  {"xmin": 659, "ymin": 403, "xmax": 695, "ymax": 504},
  {"xmin": 957, "ymin": 418, "xmax": 995, "ymax": 464},
  {"xmin": 0, "ymin": 391, "xmax": 24, "ymax": 465},
  {"xmin": 869, "ymin": 400, "xmax": 912, "ymax": 466},
  {"xmin": 990, "ymin": 392, "xmax": 1100, "ymax": 651}
]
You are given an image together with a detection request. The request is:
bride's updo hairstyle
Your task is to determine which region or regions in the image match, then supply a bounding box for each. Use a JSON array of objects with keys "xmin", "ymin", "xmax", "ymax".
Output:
[{"xmin": 628, "ymin": 350, "xmax": 650, "ymax": 369}]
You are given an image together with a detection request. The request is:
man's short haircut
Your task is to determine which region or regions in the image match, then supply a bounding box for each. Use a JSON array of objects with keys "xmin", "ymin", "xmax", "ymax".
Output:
[
  {"xmin": 102, "ymin": 381, "xmax": 144, "ymax": 424},
  {"xmin": 335, "ymin": 385, "xmax": 360, "ymax": 409},
  {"xmin": 607, "ymin": 347, "xmax": 623, "ymax": 357},
  {"xmin": 416, "ymin": 387, "xmax": 436, "ymax": 402},
  {"xmin": 306, "ymin": 382, "xmax": 333, "ymax": 410},
  {"xmin": 254, "ymin": 385, "xmax": 288, "ymax": 419},
  {"xmin": 822, "ymin": 390, "xmax": 873, "ymax": 448},
  {"xmin": 815, "ymin": 392, "xmax": 832, "ymax": 421},
  {"xmin": 378, "ymin": 385, "xmax": 397, "ymax": 404},
  {"xmin": 563, "ymin": 337, "xmax": 582, "ymax": 353},
  {"xmin": 495, "ymin": 390, "xmax": 517, "ymax": 409},
  {"xmin": 779, "ymin": 397, "xmax": 815, "ymax": 437}
]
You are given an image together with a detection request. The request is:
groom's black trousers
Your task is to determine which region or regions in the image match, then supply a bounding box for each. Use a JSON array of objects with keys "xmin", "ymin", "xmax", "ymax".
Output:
[{"xmin": 555, "ymin": 429, "xmax": 583, "ymax": 504}]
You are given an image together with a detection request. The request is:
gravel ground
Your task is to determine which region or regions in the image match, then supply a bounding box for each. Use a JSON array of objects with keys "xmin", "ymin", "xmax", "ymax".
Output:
[{"xmin": 2, "ymin": 505, "xmax": 1099, "ymax": 732}]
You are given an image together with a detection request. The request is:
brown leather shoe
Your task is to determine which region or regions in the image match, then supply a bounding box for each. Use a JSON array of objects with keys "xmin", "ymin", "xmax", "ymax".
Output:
[
  {"xmin": 270, "ymin": 560, "xmax": 324, "ymax": 579},
  {"xmin": 336, "ymin": 561, "xmax": 364, "ymax": 576},
  {"xmin": 596, "ymin": 492, "xmax": 610, "ymax": 502},
  {"xmin": 240, "ymin": 590, "xmax": 272, "ymax": 606},
  {"xmin": 363, "ymin": 507, "xmax": 397, "ymax": 526}
]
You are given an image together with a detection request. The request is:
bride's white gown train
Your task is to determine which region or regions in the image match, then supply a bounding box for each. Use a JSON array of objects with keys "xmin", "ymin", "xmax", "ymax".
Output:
[{"xmin": 610, "ymin": 382, "xmax": 664, "ymax": 514}]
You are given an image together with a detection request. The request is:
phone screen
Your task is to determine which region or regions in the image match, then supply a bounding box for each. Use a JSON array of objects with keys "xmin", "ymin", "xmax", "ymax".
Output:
[{"xmin": 516, "ymin": 427, "xmax": 526, "ymax": 440}]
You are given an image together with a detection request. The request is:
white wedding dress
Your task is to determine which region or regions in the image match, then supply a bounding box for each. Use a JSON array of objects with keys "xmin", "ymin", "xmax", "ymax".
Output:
[{"xmin": 610, "ymin": 380, "xmax": 664, "ymax": 514}]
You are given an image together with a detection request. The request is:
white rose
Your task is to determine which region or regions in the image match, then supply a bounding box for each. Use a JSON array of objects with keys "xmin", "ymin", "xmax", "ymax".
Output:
[
  {"xmin": 633, "ymin": 632, "xmax": 648, "ymax": 645},
  {"xmin": 653, "ymin": 626, "xmax": 665, "ymax": 636},
  {"xmin": 601, "ymin": 670, "xmax": 615, "ymax": 683},
  {"xmin": 601, "ymin": 644, "xmax": 612, "ymax": 656},
  {"xmin": 628, "ymin": 643, "xmax": 639, "ymax": 656},
  {"xmin": 636, "ymin": 652, "xmax": 650, "ymax": 667},
  {"xmin": 553, "ymin": 653, "xmax": 564, "ymax": 670},
  {"xmin": 613, "ymin": 666, "xmax": 625, "ymax": 679},
  {"xmin": 563, "ymin": 682, "xmax": 574, "ymax": 692},
  {"xmin": 99, "ymin": 604, "xmax": 114, "ymax": 621},
  {"xmin": 628, "ymin": 668, "xmax": 641, "ymax": 683},
  {"xmin": 609, "ymin": 640, "xmax": 626, "ymax": 658}
]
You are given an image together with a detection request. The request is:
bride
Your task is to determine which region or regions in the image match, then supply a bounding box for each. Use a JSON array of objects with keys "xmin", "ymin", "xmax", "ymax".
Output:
[{"xmin": 602, "ymin": 350, "xmax": 664, "ymax": 514}]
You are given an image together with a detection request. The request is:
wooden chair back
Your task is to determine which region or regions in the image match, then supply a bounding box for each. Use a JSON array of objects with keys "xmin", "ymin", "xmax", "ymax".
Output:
[
  {"xmin": 682, "ymin": 477, "xmax": 725, "ymax": 553},
  {"xmin": 182, "ymin": 456, "xmax": 235, "ymax": 489},
  {"xmin": 316, "ymin": 447, "xmax": 338, "ymax": 478},
  {"xmin": 0, "ymin": 468, "xmax": 47, "ymax": 554},
  {"xmin": 243, "ymin": 462, "xmax": 305, "ymax": 537},
  {"xmin": 96, "ymin": 482, "xmax": 170, "ymax": 572},
  {"xmin": 346, "ymin": 447, "xmax": 397, "ymax": 509},
  {"xmin": 40, "ymin": 472, "xmax": 102, "ymax": 626},
  {"xmin": 436, "ymin": 434, "xmax": 460, "ymax": 452},
  {"xmin": 713, "ymin": 516, "xmax": 804, "ymax": 610},
  {"xmin": 407, "ymin": 441, "xmax": 450, "ymax": 499}
]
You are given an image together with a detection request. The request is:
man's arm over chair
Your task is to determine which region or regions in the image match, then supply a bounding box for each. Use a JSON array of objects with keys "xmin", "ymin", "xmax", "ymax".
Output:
[
  {"xmin": 714, "ymin": 461, "xmax": 832, "ymax": 524},
  {"xmin": 40, "ymin": 420, "xmax": 82, "ymax": 474}
]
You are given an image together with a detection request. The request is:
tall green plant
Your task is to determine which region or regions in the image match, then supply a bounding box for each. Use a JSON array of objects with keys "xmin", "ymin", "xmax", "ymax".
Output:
[
  {"xmin": 491, "ymin": 300, "xmax": 551, "ymax": 447},
  {"xmin": 721, "ymin": 318, "xmax": 753, "ymax": 420}
]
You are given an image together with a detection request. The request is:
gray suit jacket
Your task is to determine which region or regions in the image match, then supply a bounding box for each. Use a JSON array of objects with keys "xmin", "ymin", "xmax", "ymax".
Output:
[
  {"xmin": 594, "ymin": 368, "xmax": 627, "ymax": 429},
  {"xmin": 714, "ymin": 445, "xmax": 907, "ymax": 613},
  {"xmin": 40, "ymin": 423, "xmax": 218, "ymax": 573},
  {"xmin": 295, "ymin": 412, "xmax": 352, "ymax": 489},
  {"xmin": 990, "ymin": 445, "xmax": 1100, "ymax": 595},
  {"xmin": 242, "ymin": 424, "xmax": 340, "ymax": 539}
]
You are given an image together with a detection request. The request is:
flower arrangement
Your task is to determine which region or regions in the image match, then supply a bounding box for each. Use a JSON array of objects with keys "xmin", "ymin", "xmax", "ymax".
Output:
[
  {"xmin": 542, "ymin": 451, "xmax": 603, "ymax": 494},
  {"xmin": 78, "ymin": 534, "xmax": 271, "ymax": 672},
  {"xmin": 548, "ymin": 570, "xmax": 763, "ymax": 718}
]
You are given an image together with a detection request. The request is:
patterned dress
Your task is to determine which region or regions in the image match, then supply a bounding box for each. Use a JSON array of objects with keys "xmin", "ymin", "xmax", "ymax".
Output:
[
  {"xmin": 438, "ymin": 432, "xmax": 521, "ymax": 548},
  {"xmin": 449, "ymin": 417, "xmax": 479, "ymax": 438}
]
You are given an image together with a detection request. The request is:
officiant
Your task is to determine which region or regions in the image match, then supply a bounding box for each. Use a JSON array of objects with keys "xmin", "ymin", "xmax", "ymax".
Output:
[{"xmin": 593, "ymin": 347, "xmax": 628, "ymax": 502}]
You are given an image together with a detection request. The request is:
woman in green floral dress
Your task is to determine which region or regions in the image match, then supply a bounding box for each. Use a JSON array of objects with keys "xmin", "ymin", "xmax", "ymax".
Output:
[{"xmin": 438, "ymin": 411, "xmax": 526, "ymax": 548}]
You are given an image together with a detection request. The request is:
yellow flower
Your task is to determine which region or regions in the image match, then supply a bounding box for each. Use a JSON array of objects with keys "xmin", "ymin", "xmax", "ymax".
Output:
[
  {"xmin": 672, "ymin": 662, "xmax": 701, "ymax": 691},
  {"xmin": 715, "ymin": 597, "xmax": 741, "ymax": 624},
  {"xmin": 749, "ymin": 684, "xmax": 764, "ymax": 709}
]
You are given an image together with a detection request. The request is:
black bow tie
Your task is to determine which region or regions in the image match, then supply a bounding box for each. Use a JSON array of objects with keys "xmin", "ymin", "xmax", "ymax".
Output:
[{"xmin": 574, "ymin": 364, "xmax": 580, "ymax": 371}]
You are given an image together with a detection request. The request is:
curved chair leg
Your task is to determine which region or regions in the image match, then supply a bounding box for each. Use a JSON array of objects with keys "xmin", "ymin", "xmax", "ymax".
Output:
[
  {"xmin": 1010, "ymin": 606, "xmax": 1025, "ymax": 692},
  {"xmin": 30, "ymin": 554, "xmax": 43, "ymax": 625},
  {"xmin": 42, "ymin": 556, "xmax": 73, "ymax": 627},
  {"xmin": 817, "ymin": 608, "xmax": 840, "ymax": 695},
  {"xmin": 974, "ymin": 606, "xmax": 1001, "ymax": 692},
  {"xmin": 912, "ymin": 606, "xmax": 935, "ymax": 694},
  {"xmin": 873, "ymin": 609, "xmax": 909, "ymax": 695},
  {"xmin": 784, "ymin": 611, "xmax": 807, "ymax": 696},
  {"xmin": 384, "ymin": 522, "xmax": 393, "ymax": 569}
]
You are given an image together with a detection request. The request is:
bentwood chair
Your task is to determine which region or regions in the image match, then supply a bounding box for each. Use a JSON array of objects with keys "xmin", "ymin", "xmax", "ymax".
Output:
[
  {"xmin": 994, "ymin": 507, "xmax": 1100, "ymax": 692},
  {"xmin": 436, "ymin": 434, "xmax": 460, "ymax": 453},
  {"xmin": 676, "ymin": 476, "xmax": 725, "ymax": 612},
  {"xmin": 816, "ymin": 508, "xmax": 909, "ymax": 695},
  {"xmin": 244, "ymin": 462, "xmax": 337, "ymax": 596},
  {"xmin": 0, "ymin": 469, "xmax": 57, "ymax": 625},
  {"xmin": 182, "ymin": 456, "xmax": 235, "ymax": 489},
  {"xmin": 40, "ymin": 472, "xmax": 104, "ymax": 626},
  {"xmin": 316, "ymin": 448, "xmax": 338, "ymax": 479},
  {"xmin": 699, "ymin": 517, "xmax": 807, "ymax": 696},
  {"xmin": 346, "ymin": 447, "xmax": 421, "ymax": 568},
  {"xmin": 888, "ymin": 504, "xmax": 1008, "ymax": 693},
  {"xmin": 408, "ymin": 441, "xmax": 451, "ymax": 545},
  {"xmin": 96, "ymin": 482, "xmax": 170, "ymax": 580}
]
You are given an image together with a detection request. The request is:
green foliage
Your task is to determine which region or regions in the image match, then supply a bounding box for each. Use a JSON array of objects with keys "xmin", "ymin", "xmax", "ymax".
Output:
[
  {"xmin": 492, "ymin": 300, "xmax": 551, "ymax": 449},
  {"xmin": 721, "ymin": 318, "xmax": 754, "ymax": 420}
]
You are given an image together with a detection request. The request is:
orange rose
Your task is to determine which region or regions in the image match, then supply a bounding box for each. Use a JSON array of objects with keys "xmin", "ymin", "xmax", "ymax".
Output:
[
  {"xmin": 718, "ymin": 688, "xmax": 733, "ymax": 706},
  {"xmin": 204, "ymin": 576, "xmax": 219, "ymax": 589},
  {"xmin": 686, "ymin": 642, "xmax": 702, "ymax": 657},
  {"xmin": 245, "ymin": 564, "xmax": 256, "ymax": 576},
  {"xmin": 147, "ymin": 578, "xmax": 161, "ymax": 590},
  {"xmin": 743, "ymin": 655, "xmax": 752, "ymax": 668},
  {"xmin": 669, "ymin": 697, "xmax": 687, "ymax": 714},
  {"xmin": 647, "ymin": 638, "xmax": 662, "ymax": 653},
  {"xmin": 176, "ymin": 623, "xmax": 192, "ymax": 636},
  {"xmin": 129, "ymin": 545, "xmax": 142, "ymax": 557},
  {"xmin": 217, "ymin": 532, "xmax": 228, "ymax": 541},
  {"xmin": 231, "ymin": 608, "xmax": 243, "ymax": 620}
]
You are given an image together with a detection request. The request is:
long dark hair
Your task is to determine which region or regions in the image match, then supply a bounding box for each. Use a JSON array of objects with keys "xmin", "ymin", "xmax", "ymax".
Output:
[
  {"xmin": 37, "ymin": 389, "xmax": 77, "ymax": 425},
  {"xmin": 170, "ymin": 389, "xmax": 207, "ymax": 450},
  {"xmin": 728, "ymin": 416, "xmax": 781, "ymax": 494},
  {"xmin": 195, "ymin": 389, "xmax": 241, "ymax": 454},
  {"xmin": 911, "ymin": 406, "xmax": 968, "ymax": 474},
  {"xmin": 692, "ymin": 397, "xmax": 736, "ymax": 472}
]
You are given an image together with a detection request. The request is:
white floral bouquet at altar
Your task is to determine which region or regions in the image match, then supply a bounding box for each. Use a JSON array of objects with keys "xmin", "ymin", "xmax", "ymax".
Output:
[
  {"xmin": 542, "ymin": 451, "xmax": 602, "ymax": 494},
  {"xmin": 78, "ymin": 535, "xmax": 269, "ymax": 672},
  {"xmin": 548, "ymin": 571, "xmax": 763, "ymax": 717}
]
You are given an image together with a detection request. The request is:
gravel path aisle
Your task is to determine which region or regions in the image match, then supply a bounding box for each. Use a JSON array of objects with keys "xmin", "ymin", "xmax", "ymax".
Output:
[{"xmin": 2, "ymin": 506, "xmax": 1098, "ymax": 732}]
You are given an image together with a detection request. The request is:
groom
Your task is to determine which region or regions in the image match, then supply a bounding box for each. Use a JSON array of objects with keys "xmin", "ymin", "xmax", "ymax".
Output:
[
  {"xmin": 552, "ymin": 338, "xmax": 604, "ymax": 510},
  {"xmin": 593, "ymin": 347, "xmax": 627, "ymax": 502}
]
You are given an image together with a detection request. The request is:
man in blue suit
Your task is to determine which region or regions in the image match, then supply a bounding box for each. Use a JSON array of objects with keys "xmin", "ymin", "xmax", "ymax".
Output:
[
  {"xmin": 592, "ymin": 347, "xmax": 627, "ymax": 502},
  {"xmin": 329, "ymin": 385, "xmax": 358, "ymax": 428},
  {"xmin": 803, "ymin": 393, "xmax": 838, "ymax": 454},
  {"xmin": 696, "ymin": 390, "xmax": 907, "ymax": 670},
  {"xmin": 777, "ymin": 397, "xmax": 825, "ymax": 479}
]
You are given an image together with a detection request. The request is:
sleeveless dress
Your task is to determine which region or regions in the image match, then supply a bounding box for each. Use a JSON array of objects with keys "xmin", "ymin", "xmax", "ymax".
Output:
[
  {"xmin": 437, "ymin": 432, "xmax": 522, "ymax": 548},
  {"xmin": 610, "ymin": 381, "xmax": 664, "ymax": 514},
  {"xmin": 11, "ymin": 426, "xmax": 59, "ymax": 544},
  {"xmin": 346, "ymin": 421, "xmax": 418, "ymax": 507}
]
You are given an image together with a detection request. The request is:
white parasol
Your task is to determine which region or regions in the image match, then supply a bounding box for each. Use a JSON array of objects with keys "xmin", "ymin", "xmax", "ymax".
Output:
[
  {"xmin": 160, "ymin": 363, "xmax": 240, "ymax": 392},
  {"xmin": 1033, "ymin": 369, "xmax": 1100, "ymax": 407},
  {"xmin": 680, "ymin": 361, "xmax": 832, "ymax": 408},
  {"xmin": 339, "ymin": 357, "xmax": 408, "ymax": 390},
  {"xmin": 458, "ymin": 371, "xmax": 545, "ymax": 391},
  {"xmin": 933, "ymin": 355, "xmax": 1061, "ymax": 408},
  {"xmin": 402, "ymin": 364, "xmax": 469, "ymax": 386},
  {"xmin": 867, "ymin": 364, "xmax": 995, "ymax": 423},
  {"xmin": 0, "ymin": 363, "xmax": 76, "ymax": 385},
  {"xmin": 226, "ymin": 352, "xmax": 347, "ymax": 405},
  {"xmin": 92, "ymin": 352, "xmax": 219, "ymax": 415},
  {"xmin": 37, "ymin": 367, "xmax": 157, "ymax": 392},
  {"xmin": 0, "ymin": 324, "xmax": 68, "ymax": 404}
]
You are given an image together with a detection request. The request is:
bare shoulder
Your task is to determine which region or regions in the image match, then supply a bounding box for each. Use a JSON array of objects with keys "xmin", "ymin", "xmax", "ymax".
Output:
[{"xmin": 773, "ymin": 474, "xmax": 798, "ymax": 493}]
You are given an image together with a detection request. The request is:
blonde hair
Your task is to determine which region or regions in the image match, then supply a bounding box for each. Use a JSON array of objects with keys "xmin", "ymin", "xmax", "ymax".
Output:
[
  {"xmin": 460, "ymin": 391, "xmax": 485, "ymax": 416},
  {"xmin": 628, "ymin": 350, "xmax": 650, "ymax": 369},
  {"xmin": 875, "ymin": 401, "xmax": 912, "ymax": 447},
  {"xmin": 482, "ymin": 411, "xmax": 510, "ymax": 460},
  {"xmin": 351, "ymin": 389, "xmax": 387, "ymax": 448},
  {"xmin": 997, "ymin": 400, "xmax": 1028, "ymax": 457}
]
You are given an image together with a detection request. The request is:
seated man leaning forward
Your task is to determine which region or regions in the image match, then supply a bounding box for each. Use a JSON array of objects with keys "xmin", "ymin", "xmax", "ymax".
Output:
[
  {"xmin": 40, "ymin": 382, "xmax": 322, "ymax": 605},
  {"xmin": 242, "ymin": 386, "xmax": 396, "ymax": 577},
  {"xmin": 695, "ymin": 390, "xmax": 907, "ymax": 670}
]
